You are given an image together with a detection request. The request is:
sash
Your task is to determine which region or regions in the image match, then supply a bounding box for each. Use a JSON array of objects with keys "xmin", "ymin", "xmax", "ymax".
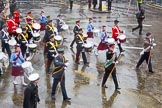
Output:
[{"xmin": 53, "ymin": 56, "xmax": 65, "ymax": 74}]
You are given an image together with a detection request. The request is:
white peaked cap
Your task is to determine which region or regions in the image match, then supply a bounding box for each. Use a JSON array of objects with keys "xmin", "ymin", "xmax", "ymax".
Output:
[{"xmin": 28, "ymin": 73, "xmax": 39, "ymax": 81}]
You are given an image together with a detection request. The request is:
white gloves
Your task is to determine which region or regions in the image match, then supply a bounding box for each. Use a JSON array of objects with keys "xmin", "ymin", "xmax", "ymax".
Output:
[
  {"xmin": 64, "ymin": 62, "xmax": 70, "ymax": 67},
  {"xmin": 153, "ymin": 43, "xmax": 157, "ymax": 46}
]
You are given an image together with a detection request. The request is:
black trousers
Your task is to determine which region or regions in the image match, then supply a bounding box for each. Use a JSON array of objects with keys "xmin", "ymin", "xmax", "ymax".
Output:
[
  {"xmin": 88, "ymin": 2, "xmax": 92, "ymax": 9},
  {"xmin": 75, "ymin": 45, "xmax": 87, "ymax": 64},
  {"xmin": 20, "ymin": 43, "xmax": 27, "ymax": 57},
  {"xmin": 1, "ymin": 41, "xmax": 11, "ymax": 58},
  {"xmin": 108, "ymin": 1, "xmax": 112, "ymax": 11},
  {"xmin": 136, "ymin": 52, "xmax": 152, "ymax": 71},
  {"xmin": 132, "ymin": 20, "xmax": 143, "ymax": 35},
  {"xmin": 70, "ymin": 35, "xmax": 76, "ymax": 47},
  {"xmin": 46, "ymin": 55, "xmax": 54, "ymax": 73},
  {"xmin": 102, "ymin": 64, "xmax": 119, "ymax": 89},
  {"xmin": 70, "ymin": 1, "xmax": 73, "ymax": 9}
]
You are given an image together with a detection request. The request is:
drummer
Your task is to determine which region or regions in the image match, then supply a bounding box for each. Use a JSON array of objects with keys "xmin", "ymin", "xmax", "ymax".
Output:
[
  {"xmin": 0, "ymin": 24, "xmax": 11, "ymax": 58},
  {"xmin": 25, "ymin": 11, "xmax": 34, "ymax": 24},
  {"xmin": 112, "ymin": 19, "xmax": 125, "ymax": 53},
  {"xmin": 95, "ymin": 25, "xmax": 109, "ymax": 56},
  {"xmin": 39, "ymin": 11, "xmax": 47, "ymax": 31},
  {"xmin": 70, "ymin": 19, "xmax": 81, "ymax": 48},
  {"xmin": 17, "ymin": 28, "xmax": 29, "ymax": 57},
  {"xmin": 75, "ymin": 28, "xmax": 89, "ymax": 65},
  {"xmin": 56, "ymin": 14, "xmax": 66, "ymax": 39},
  {"xmin": 43, "ymin": 20, "xmax": 56, "ymax": 54},
  {"xmin": 86, "ymin": 18, "xmax": 94, "ymax": 38},
  {"xmin": 6, "ymin": 14, "xmax": 18, "ymax": 36},
  {"xmin": 45, "ymin": 35, "xmax": 58, "ymax": 74},
  {"xmin": 26, "ymin": 18, "xmax": 34, "ymax": 42},
  {"xmin": 10, "ymin": 44, "xmax": 27, "ymax": 86}
]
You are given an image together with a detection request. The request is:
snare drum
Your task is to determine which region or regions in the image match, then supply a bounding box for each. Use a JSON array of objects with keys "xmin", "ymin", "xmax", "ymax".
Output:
[
  {"xmin": 33, "ymin": 32, "xmax": 41, "ymax": 42},
  {"xmin": 93, "ymin": 29, "xmax": 100, "ymax": 37},
  {"xmin": 33, "ymin": 23, "xmax": 41, "ymax": 30},
  {"xmin": 0, "ymin": 52, "xmax": 8, "ymax": 63},
  {"xmin": 8, "ymin": 38, "xmax": 17, "ymax": 46},
  {"xmin": 105, "ymin": 38, "xmax": 115, "ymax": 45},
  {"xmin": 16, "ymin": 28, "xmax": 22, "ymax": 34},
  {"xmin": 118, "ymin": 34, "xmax": 126, "ymax": 43},
  {"xmin": 21, "ymin": 61, "xmax": 33, "ymax": 76},
  {"xmin": 54, "ymin": 35, "xmax": 63, "ymax": 45},
  {"xmin": 61, "ymin": 24, "xmax": 69, "ymax": 30},
  {"xmin": 27, "ymin": 44, "xmax": 37, "ymax": 53},
  {"xmin": 84, "ymin": 43, "xmax": 93, "ymax": 52}
]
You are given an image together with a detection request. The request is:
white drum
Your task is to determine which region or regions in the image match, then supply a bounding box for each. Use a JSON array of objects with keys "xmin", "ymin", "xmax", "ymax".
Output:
[
  {"xmin": 8, "ymin": 37, "xmax": 17, "ymax": 46},
  {"xmin": 61, "ymin": 24, "xmax": 69, "ymax": 30},
  {"xmin": 105, "ymin": 38, "xmax": 115, "ymax": 45},
  {"xmin": 93, "ymin": 29, "xmax": 100, "ymax": 37},
  {"xmin": 54, "ymin": 35, "xmax": 63, "ymax": 45},
  {"xmin": 27, "ymin": 44, "xmax": 37, "ymax": 53},
  {"xmin": 16, "ymin": 28, "xmax": 22, "ymax": 34},
  {"xmin": 84, "ymin": 43, "xmax": 93, "ymax": 52},
  {"xmin": 33, "ymin": 23, "xmax": 41, "ymax": 30},
  {"xmin": 21, "ymin": 61, "xmax": 33, "ymax": 77},
  {"xmin": 0, "ymin": 52, "xmax": 8, "ymax": 63},
  {"xmin": 33, "ymin": 32, "xmax": 41, "ymax": 42},
  {"xmin": 118, "ymin": 34, "xmax": 126, "ymax": 43}
]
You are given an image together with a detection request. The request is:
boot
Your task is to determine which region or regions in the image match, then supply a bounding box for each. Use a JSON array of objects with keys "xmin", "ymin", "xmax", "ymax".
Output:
[
  {"xmin": 13, "ymin": 76, "xmax": 18, "ymax": 85},
  {"xmin": 21, "ymin": 76, "xmax": 27, "ymax": 86}
]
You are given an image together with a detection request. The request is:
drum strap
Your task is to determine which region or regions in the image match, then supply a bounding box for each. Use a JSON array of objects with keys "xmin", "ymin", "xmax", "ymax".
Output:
[
  {"xmin": 2, "ymin": 29, "xmax": 9, "ymax": 39},
  {"xmin": 49, "ymin": 42, "xmax": 58, "ymax": 53},
  {"xmin": 13, "ymin": 51, "xmax": 23, "ymax": 62},
  {"xmin": 27, "ymin": 24, "xmax": 34, "ymax": 34},
  {"xmin": 114, "ymin": 26, "xmax": 120, "ymax": 35},
  {"xmin": 53, "ymin": 56, "xmax": 65, "ymax": 74}
]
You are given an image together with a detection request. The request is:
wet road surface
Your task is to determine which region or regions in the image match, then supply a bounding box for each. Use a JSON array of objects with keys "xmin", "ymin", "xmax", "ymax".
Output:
[{"xmin": 0, "ymin": 1, "xmax": 162, "ymax": 108}]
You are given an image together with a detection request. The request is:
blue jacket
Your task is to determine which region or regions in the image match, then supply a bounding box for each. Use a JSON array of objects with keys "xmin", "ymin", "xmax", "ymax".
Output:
[
  {"xmin": 10, "ymin": 52, "xmax": 25, "ymax": 67},
  {"xmin": 39, "ymin": 16, "xmax": 47, "ymax": 23},
  {"xmin": 87, "ymin": 22, "xmax": 94, "ymax": 32},
  {"xmin": 52, "ymin": 55, "xmax": 65, "ymax": 79}
]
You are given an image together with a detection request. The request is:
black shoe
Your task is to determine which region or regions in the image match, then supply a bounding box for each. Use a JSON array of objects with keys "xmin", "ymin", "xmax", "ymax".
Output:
[
  {"xmin": 149, "ymin": 70, "xmax": 154, "ymax": 73},
  {"xmin": 51, "ymin": 95, "xmax": 56, "ymax": 100},
  {"xmin": 102, "ymin": 85, "xmax": 108, "ymax": 88},
  {"xmin": 115, "ymin": 87, "xmax": 121, "ymax": 90},
  {"xmin": 70, "ymin": 46, "xmax": 73, "ymax": 48},
  {"xmin": 132, "ymin": 29, "xmax": 134, "ymax": 32},
  {"xmin": 139, "ymin": 33, "xmax": 142, "ymax": 35},
  {"xmin": 64, "ymin": 98, "xmax": 71, "ymax": 101},
  {"xmin": 84, "ymin": 62, "xmax": 89, "ymax": 66}
]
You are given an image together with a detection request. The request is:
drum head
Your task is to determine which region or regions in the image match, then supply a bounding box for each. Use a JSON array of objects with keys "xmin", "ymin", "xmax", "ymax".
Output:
[
  {"xmin": 27, "ymin": 44, "xmax": 37, "ymax": 48},
  {"xmin": 93, "ymin": 29, "xmax": 99, "ymax": 33},
  {"xmin": 106, "ymin": 38, "xmax": 115, "ymax": 44},
  {"xmin": 16, "ymin": 28, "xmax": 22, "ymax": 34},
  {"xmin": 119, "ymin": 34, "xmax": 126, "ymax": 40},
  {"xmin": 33, "ymin": 32, "xmax": 40, "ymax": 37},
  {"xmin": 33, "ymin": 23, "xmax": 41, "ymax": 30},
  {"xmin": 8, "ymin": 39, "xmax": 17, "ymax": 46},
  {"xmin": 54, "ymin": 36, "xmax": 62, "ymax": 41},
  {"xmin": 62, "ymin": 24, "xmax": 68, "ymax": 30},
  {"xmin": 84, "ymin": 43, "xmax": 92, "ymax": 48},
  {"xmin": 21, "ymin": 61, "xmax": 32, "ymax": 68},
  {"xmin": 0, "ymin": 52, "xmax": 5, "ymax": 60}
]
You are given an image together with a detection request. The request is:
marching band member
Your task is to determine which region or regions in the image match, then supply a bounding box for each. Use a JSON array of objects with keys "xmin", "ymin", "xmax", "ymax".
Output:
[
  {"xmin": 26, "ymin": 18, "xmax": 34, "ymax": 41},
  {"xmin": 10, "ymin": 44, "xmax": 27, "ymax": 86},
  {"xmin": 112, "ymin": 19, "xmax": 124, "ymax": 53},
  {"xmin": 17, "ymin": 28, "xmax": 29, "ymax": 57},
  {"xmin": 23, "ymin": 73, "xmax": 40, "ymax": 108},
  {"xmin": 102, "ymin": 43, "xmax": 121, "ymax": 90},
  {"xmin": 56, "ymin": 14, "xmax": 66, "ymax": 39},
  {"xmin": 39, "ymin": 11, "xmax": 47, "ymax": 31},
  {"xmin": 43, "ymin": 20, "xmax": 56, "ymax": 54},
  {"xmin": 6, "ymin": 14, "xmax": 18, "ymax": 36},
  {"xmin": 70, "ymin": 20, "xmax": 81, "ymax": 48},
  {"xmin": 51, "ymin": 48, "xmax": 71, "ymax": 101},
  {"xmin": 25, "ymin": 11, "xmax": 34, "ymax": 24},
  {"xmin": 87, "ymin": 18, "xmax": 94, "ymax": 38},
  {"xmin": 95, "ymin": 25, "xmax": 109, "ymax": 56},
  {"xmin": 136, "ymin": 32, "xmax": 155, "ymax": 73},
  {"xmin": 0, "ymin": 24, "xmax": 11, "ymax": 58},
  {"xmin": 75, "ymin": 28, "xmax": 89, "ymax": 65},
  {"xmin": 13, "ymin": 9, "xmax": 20, "ymax": 26},
  {"xmin": 45, "ymin": 35, "xmax": 58, "ymax": 74}
]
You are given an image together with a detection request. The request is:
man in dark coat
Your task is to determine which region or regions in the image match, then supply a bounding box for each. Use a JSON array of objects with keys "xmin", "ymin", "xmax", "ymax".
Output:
[
  {"xmin": 23, "ymin": 73, "xmax": 40, "ymax": 108},
  {"xmin": 132, "ymin": 9, "xmax": 145, "ymax": 35}
]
